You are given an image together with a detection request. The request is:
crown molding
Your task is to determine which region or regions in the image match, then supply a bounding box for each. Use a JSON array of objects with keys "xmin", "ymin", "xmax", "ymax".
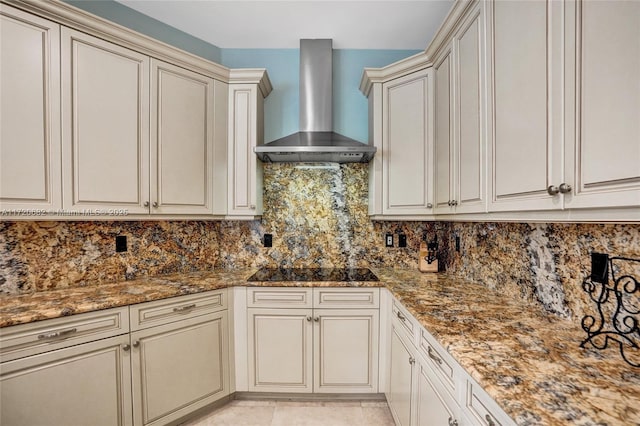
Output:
[
  {"xmin": 359, "ymin": 0, "xmax": 477, "ymax": 97},
  {"xmin": 4, "ymin": 0, "xmax": 270, "ymax": 94}
]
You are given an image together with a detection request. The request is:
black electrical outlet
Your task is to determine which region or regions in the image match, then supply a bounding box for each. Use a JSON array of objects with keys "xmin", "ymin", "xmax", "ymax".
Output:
[
  {"xmin": 115, "ymin": 235, "xmax": 127, "ymax": 253},
  {"xmin": 455, "ymin": 235, "xmax": 460, "ymax": 252},
  {"xmin": 398, "ymin": 234, "xmax": 407, "ymax": 247},
  {"xmin": 263, "ymin": 234, "xmax": 273, "ymax": 248},
  {"xmin": 385, "ymin": 234, "xmax": 394, "ymax": 247},
  {"xmin": 591, "ymin": 252, "xmax": 609, "ymax": 284}
]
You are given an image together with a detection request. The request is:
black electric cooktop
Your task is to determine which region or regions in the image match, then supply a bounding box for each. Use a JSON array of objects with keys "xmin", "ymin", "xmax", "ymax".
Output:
[{"xmin": 247, "ymin": 268, "xmax": 379, "ymax": 282}]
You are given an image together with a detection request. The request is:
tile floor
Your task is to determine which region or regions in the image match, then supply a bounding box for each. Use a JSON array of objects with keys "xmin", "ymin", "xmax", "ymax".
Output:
[{"xmin": 181, "ymin": 400, "xmax": 396, "ymax": 426}]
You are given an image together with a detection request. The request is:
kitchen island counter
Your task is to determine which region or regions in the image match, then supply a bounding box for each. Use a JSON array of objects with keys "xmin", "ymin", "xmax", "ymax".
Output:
[{"xmin": 1, "ymin": 268, "xmax": 638, "ymax": 425}]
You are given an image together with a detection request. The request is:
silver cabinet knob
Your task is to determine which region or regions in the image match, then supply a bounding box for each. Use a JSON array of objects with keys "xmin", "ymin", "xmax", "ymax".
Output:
[
  {"xmin": 408, "ymin": 356, "xmax": 415, "ymax": 365},
  {"xmin": 144, "ymin": 201, "xmax": 150, "ymax": 207},
  {"xmin": 313, "ymin": 317, "xmax": 320, "ymax": 322},
  {"xmin": 122, "ymin": 344, "xmax": 130, "ymax": 351},
  {"xmin": 447, "ymin": 200, "xmax": 452, "ymax": 206},
  {"xmin": 448, "ymin": 417, "xmax": 459, "ymax": 426},
  {"xmin": 152, "ymin": 201, "xmax": 158, "ymax": 208},
  {"xmin": 452, "ymin": 200, "xmax": 458, "ymax": 206},
  {"xmin": 427, "ymin": 203, "xmax": 433, "ymax": 209},
  {"xmin": 250, "ymin": 204, "xmax": 256, "ymax": 210},
  {"xmin": 306, "ymin": 316, "xmax": 312, "ymax": 322},
  {"xmin": 547, "ymin": 185, "xmax": 560, "ymax": 196},
  {"xmin": 132, "ymin": 340, "xmax": 140, "ymax": 348},
  {"xmin": 559, "ymin": 183, "xmax": 572, "ymax": 194}
]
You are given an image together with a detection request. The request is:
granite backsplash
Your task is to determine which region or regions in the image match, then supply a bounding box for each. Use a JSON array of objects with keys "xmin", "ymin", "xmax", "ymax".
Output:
[{"xmin": 1, "ymin": 163, "xmax": 638, "ymax": 328}]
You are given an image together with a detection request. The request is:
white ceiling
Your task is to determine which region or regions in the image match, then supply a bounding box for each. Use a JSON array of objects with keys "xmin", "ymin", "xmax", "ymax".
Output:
[{"xmin": 115, "ymin": 1, "xmax": 454, "ymax": 49}]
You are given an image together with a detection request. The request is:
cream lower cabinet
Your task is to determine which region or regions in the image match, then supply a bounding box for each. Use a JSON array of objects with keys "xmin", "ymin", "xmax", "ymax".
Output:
[
  {"xmin": 388, "ymin": 324, "xmax": 414, "ymax": 426},
  {"xmin": 246, "ymin": 288, "xmax": 379, "ymax": 393},
  {"xmin": 129, "ymin": 290, "xmax": 230, "ymax": 426},
  {"xmin": 0, "ymin": 307, "xmax": 133, "ymax": 426},
  {"xmin": 1, "ymin": 4, "xmax": 62, "ymax": 212}
]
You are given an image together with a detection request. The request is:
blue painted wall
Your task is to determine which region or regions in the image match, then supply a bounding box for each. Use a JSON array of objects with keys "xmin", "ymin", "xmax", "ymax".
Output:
[
  {"xmin": 222, "ymin": 49, "xmax": 420, "ymax": 143},
  {"xmin": 64, "ymin": 1, "xmax": 419, "ymax": 142},
  {"xmin": 64, "ymin": 0, "xmax": 222, "ymax": 63}
]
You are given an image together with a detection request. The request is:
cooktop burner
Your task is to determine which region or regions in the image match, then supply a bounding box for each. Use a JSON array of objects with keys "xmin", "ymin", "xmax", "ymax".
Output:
[{"xmin": 247, "ymin": 268, "xmax": 379, "ymax": 282}]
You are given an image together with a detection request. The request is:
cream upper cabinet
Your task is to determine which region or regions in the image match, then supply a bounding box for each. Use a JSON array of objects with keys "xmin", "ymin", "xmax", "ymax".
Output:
[
  {"xmin": 227, "ymin": 84, "xmax": 265, "ymax": 219},
  {"xmin": 487, "ymin": 0, "xmax": 564, "ymax": 212},
  {"xmin": 61, "ymin": 27, "xmax": 150, "ymax": 214},
  {"xmin": 0, "ymin": 5, "xmax": 61, "ymax": 212},
  {"xmin": 563, "ymin": 0, "xmax": 640, "ymax": 210},
  {"xmin": 434, "ymin": 2, "xmax": 486, "ymax": 215},
  {"xmin": 381, "ymin": 69, "xmax": 435, "ymax": 216},
  {"xmin": 150, "ymin": 59, "xmax": 215, "ymax": 215}
]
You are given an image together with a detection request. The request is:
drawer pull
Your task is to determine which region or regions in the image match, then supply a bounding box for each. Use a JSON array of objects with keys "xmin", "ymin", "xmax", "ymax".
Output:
[
  {"xmin": 173, "ymin": 303, "xmax": 196, "ymax": 313},
  {"xmin": 485, "ymin": 414, "xmax": 496, "ymax": 426},
  {"xmin": 396, "ymin": 311, "xmax": 407, "ymax": 322},
  {"xmin": 448, "ymin": 417, "xmax": 459, "ymax": 426},
  {"xmin": 37, "ymin": 327, "xmax": 78, "ymax": 340},
  {"xmin": 427, "ymin": 346, "xmax": 443, "ymax": 365}
]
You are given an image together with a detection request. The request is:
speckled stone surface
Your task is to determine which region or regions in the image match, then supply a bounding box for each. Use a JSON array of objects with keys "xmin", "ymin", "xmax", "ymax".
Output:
[
  {"xmin": 1, "ymin": 268, "xmax": 638, "ymax": 425},
  {"xmin": 1, "ymin": 163, "xmax": 639, "ymax": 334}
]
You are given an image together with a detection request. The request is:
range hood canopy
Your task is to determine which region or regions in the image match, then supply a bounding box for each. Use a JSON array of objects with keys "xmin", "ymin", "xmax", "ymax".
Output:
[{"xmin": 254, "ymin": 39, "xmax": 376, "ymax": 163}]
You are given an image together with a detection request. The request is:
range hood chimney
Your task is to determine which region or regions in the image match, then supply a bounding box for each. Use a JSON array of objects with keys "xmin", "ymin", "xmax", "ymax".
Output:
[{"xmin": 254, "ymin": 39, "xmax": 376, "ymax": 163}]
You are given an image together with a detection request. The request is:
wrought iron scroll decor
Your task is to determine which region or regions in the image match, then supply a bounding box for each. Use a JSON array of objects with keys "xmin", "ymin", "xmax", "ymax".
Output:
[{"xmin": 580, "ymin": 253, "xmax": 640, "ymax": 367}]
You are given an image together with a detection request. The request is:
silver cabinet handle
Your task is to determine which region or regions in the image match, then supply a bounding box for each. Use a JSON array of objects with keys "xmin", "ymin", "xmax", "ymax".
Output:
[
  {"xmin": 173, "ymin": 303, "xmax": 196, "ymax": 313},
  {"xmin": 452, "ymin": 200, "xmax": 458, "ymax": 206},
  {"xmin": 427, "ymin": 203, "xmax": 433, "ymax": 209},
  {"xmin": 152, "ymin": 201, "xmax": 158, "ymax": 208},
  {"xmin": 447, "ymin": 200, "xmax": 452, "ymax": 206},
  {"xmin": 144, "ymin": 201, "xmax": 150, "ymax": 207},
  {"xmin": 313, "ymin": 317, "xmax": 320, "ymax": 322},
  {"xmin": 448, "ymin": 417, "xmax": 459, "ymax": 426},
  {"xmin": 408, "ymin": 356, "xmax": 415, "ymax": 365},
  {"xmin": 132, "ymin": 340, "xmax": 140, "ymax": 348},
  {"xmin": 485, "ymin": 414, "xmax": 496, "ymax": 426},
  {"xmin": 427, "ymin": 346, "xmax": 443, "ymax": 365},
  {"xmin": 559, "ymin": 183, "xmax": 572, "ymax": 194},
  {"xmin": 38, "ymin": 327, "xmax": 77, "ymax": 340},
  {"xmin": 547, "ymin": 185, "xmax": 560, "ymax": 196},
  {"xmin": 122, "ymin": 344, "xmax": 131, "ymax": 351},
  {"xmin": 396, "ymin": 311, "xmax": 406, "ymax": 322},
  {"xmin": 306, "ymin": 316, "xmax": 312, "ymax": 322}
]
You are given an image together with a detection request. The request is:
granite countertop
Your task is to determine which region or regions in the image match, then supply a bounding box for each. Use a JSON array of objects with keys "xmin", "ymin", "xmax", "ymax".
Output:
[{"xmin": 1, "ymin": 268, "xmax": 638, "ymax": 425}]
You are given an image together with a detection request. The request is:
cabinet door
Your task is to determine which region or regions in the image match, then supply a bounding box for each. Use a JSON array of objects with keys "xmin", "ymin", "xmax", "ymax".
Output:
[
  {"xmin": 0, "ymin": 5, "xmax": 61, "ymax": 211},
  {"xmin": 313, "ymin": 309, "xmax": 379, "ymax": 393},
  {"xmin": 382, "ymin": 69, "xmax": 434, "ymax": 215},
  {"xmin": 564, "ymin": 0, "xmax": 640, "ymax": 209},
  {"xmin": 228, "ymin": 84, "xmax": 263, "ymax": 218},
  {"xmin": 247, "ymin": 308, "xmax": 313, "ymax": 392},
  {"xmin": 387, "ymin": 325, "xmax": 414, "ymax": 426},
  {"xmin": 454, "ymin": 5, "xmax": 486, "ymax": 214},
  {"xmin": 61, "ymin": 28, "xmax": 150, "ymax": 214},
  {"xmin": 415, "ymin": 362, "xmax": 460, "ymax": 426},
  {"xmin": 150, "ymin": 59, "xmax": 214, "ymax": 215},
  {"xmin": 0, "ymin": 334, "xmax": 132, "ymax": 426},
  {"xmin": 488, "ymin": 0, "xmax": 564, "ymax": 212},
  {"xmin": 131, "ymin": 311, "xmax": 229, "ymax": 426},
  {"xmin": 434, "ymin": 48, "xmax": 454, "ymax": 214}
]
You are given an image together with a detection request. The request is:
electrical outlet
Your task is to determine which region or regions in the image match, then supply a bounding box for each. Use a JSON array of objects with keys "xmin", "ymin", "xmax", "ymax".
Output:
[
  {"xmin": 455, "ymin": 235, "xmax": 460, "ymax": 252},
  {"xmin": 590, "ymin": 252, "xmax": 609, "ymax": 284},
  {"xmin": 398, "ymin": 234, "xmax": 407, "ymax": 247},
  {"xmin": 263, "ymin": 234, "xmax": 273, "ymax": 248},
  {"xmin": 115, "ymin": 235, "xmax": 127, "ymax": 253},
  {"xmin": 385, "ymin": 234, "xmax": 394, "ymax": 247}
]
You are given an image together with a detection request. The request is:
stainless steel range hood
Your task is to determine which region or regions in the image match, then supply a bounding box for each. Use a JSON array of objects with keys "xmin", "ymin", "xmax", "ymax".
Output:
[{"xmin": 254, "ymin": 39, "xmax": 376, "ymax": 163}]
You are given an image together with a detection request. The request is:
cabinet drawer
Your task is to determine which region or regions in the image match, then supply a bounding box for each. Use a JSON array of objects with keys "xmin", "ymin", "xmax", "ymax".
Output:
[
  {"xmin": 0, "ymin": 306, "xmax": 129, "ymax": 363},
  {"xmin": 130, "ymin": 290, "xmax": 226, "ymax": 331},
  {"xmin": 313, "ymin": 288, "xmax": 379, "ymax": 309},
  {"xmin": 465, "ymin": 379, "xmax": 515, "ymax": 426},
  {"xmin": 391, "ymin": 299, "xmax": 417, "ymax": 342},
  {"xmin": 247, "ymin": 288, "xmax": 313, "ymax": 308},
  {"xmin": 419, "ymin": 329, "xmax": 458, "ymax": 396}
]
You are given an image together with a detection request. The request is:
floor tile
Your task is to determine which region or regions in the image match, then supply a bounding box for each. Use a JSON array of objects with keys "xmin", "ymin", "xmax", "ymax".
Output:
[
  {"xmin": 271, "ymin": 406, "xmax": 363, "ymax": 426},
  {"xmin": 362, "ymin": 406, "xmax": 396, "ymax": 426}
]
